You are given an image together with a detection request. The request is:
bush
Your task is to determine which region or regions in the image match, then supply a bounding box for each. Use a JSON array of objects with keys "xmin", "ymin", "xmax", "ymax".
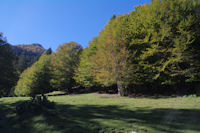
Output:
[{"xmin": 16, "ymin": 95, "xmax": 55, "ymax": 114}]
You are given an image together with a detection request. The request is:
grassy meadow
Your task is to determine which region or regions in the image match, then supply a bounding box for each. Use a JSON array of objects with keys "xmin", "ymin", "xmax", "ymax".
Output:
[{"xmin": 0, "ymin": 93, "xmax": 200, "ymax": 133}]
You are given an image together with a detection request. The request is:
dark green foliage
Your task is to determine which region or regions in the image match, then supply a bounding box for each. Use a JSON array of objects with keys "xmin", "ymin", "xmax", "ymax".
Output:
[
  {"xmin": 0, "ymin": 33, "xmax": 18, "ymax": 96},
  {"xmin": 126, "ymin": 0, "xmax": 200, "ymax": 88},
  {"xmin": 110, "ymin": 14, "xmax": 116, "ymax": 20},
  {"xmin": 45, "ymin": 48, "xmax": 52, "ymax": 55},
  {"xmin": 15, "ymin": 52, "xmax": 28, "ymax": 73}
]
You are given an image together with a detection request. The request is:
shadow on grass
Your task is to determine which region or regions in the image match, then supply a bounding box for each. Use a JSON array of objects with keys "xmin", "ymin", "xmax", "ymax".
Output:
[{"xmin": 0, "ymin": 101, "xmax": 200, "ymax": 133}]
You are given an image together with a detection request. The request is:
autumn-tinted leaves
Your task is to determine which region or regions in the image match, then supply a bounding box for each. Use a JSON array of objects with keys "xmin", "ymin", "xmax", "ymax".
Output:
[
  {"xmin": 74, "ymin": 0, "xmax": 200, "ymax": 96},
  {"xmin": 1, "ymin": 0, "xmax": 200, "ymax": 96}
]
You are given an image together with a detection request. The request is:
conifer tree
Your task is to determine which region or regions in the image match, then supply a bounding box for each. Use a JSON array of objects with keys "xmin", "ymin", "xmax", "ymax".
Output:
[{"xmin": 0, "ymin": 33, "xmax": 17, "ymax": 96}]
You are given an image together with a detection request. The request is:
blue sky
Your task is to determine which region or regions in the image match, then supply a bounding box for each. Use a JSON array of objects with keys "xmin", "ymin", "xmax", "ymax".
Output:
[{"xmin": 0, "ymin": 0, "xmax": 150, "ymax": 51}]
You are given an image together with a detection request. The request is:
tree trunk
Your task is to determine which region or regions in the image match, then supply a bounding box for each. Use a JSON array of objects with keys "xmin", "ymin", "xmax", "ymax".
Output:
[
  {"xmin": 117, "ymin": 82, "xmax": 128, "ymax": 96},
  {"xmin": 117, "ymin": 83, "xmax": 122, "ymax": 96}
]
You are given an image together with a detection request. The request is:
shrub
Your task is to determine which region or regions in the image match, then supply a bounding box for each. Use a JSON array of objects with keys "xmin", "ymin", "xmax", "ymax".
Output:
[{"xmin": 16, "ymin": 95, "xmax": 55, "ymax": 114}]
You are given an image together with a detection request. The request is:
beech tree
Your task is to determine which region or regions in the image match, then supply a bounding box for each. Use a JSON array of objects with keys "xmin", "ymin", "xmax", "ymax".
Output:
[
  {"xmin": 75, "ymin": 0, "xmax": 200, "ymax": 95},
  {"xmin": 127, "ymin": 0, "xmax": 200, "ymax": 87},
  {"xmin": 74, "ymin": 38, "xmax": 98, "ymax": 87},
  {"xmin": 50, "ymin": 42, "xmax": 82, "ymax": 91},
  {"xmin": 14, "ymin": 51, "xmax": 52, "ymax": 96},
  {"xmin": 90, "ymin": 15, "xmax": 134, "ymax": 96}
]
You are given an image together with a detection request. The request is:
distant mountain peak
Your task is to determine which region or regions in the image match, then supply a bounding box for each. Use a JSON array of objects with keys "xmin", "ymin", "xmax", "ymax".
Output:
[
  {"xmin": 13, "ymin": 43, "xmax": 45, "ymax": 55},
  {"xmin": 12, "ymin": 44, "xmax": 46, "ymax": 72}
]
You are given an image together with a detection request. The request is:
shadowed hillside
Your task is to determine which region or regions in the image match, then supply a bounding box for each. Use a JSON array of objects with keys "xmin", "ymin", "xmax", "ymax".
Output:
[
  {"xmin": 12, "ymin": 44, "xmax": 46, "ymax": 72},
  {"xmin": 12, "ymin": 44, "xmax": 45, "ymax": 56}
]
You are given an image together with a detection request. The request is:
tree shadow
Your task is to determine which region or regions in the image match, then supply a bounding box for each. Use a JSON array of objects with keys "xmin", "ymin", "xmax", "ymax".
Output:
[{"xmin": 0, "ymin": 100, "xmax": 200, "ymax": 133}]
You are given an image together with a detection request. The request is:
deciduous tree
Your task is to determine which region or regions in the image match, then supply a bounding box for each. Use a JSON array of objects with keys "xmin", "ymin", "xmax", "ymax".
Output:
[
  {"xmin": 50, "ymin": 42, "xmax": 82, "ymax": 91},
  {"xmin": 15, "ymin": 51, "xmax": 52, "ymax": 96}
]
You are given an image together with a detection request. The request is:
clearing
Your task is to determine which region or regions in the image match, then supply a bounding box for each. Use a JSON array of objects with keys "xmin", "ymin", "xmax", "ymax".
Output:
[{"xmin": 0, "ymin": 93, "xmax": 200, "ymax": 133}]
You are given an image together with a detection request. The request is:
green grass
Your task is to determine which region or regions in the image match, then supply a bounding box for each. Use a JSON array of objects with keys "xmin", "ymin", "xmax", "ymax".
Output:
[{"xmin": 0, "ymin": 93, "xmax": 200, "ymax": 133}]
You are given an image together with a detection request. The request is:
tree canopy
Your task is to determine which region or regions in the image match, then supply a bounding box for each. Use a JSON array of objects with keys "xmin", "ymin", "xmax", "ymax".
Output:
[
  {"xmin": 50, "ymin": 42, "xmax": 82, "ymax": 91},
  {"xmin": 75, "ymin": 0, "xmax": 200, "ymax": 96},
  {"xmin": 14, "ymin": 51, "xmax": 52, "ymax": 96}
]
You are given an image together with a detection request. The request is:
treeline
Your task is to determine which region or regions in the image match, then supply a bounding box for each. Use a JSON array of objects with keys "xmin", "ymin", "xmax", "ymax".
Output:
[
  {"xmin": 74, "ymin": 0, "xmax": 200, "ymax": 96},
  {"xmin": 1, "ymin": 0, "xmax": 200, "ymax": 97},
  {"xmin": 0, "ymin": 34, "xmax": 82, "ymax": 96},
  {"xmin": 0, "ymin": 35, "xmax": 46, "ymax": 96},
  {"xmin": 14, "ymin": 42, "xmax": 82, "ymax": 96}
]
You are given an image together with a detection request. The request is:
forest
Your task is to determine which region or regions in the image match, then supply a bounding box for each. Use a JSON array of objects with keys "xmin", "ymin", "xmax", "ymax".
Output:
[{"xmin": 1, "ymin": 0, "xmax": 200, "ymax": 97}]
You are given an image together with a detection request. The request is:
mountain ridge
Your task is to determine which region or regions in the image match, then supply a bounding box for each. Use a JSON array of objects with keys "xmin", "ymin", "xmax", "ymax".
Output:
[
  {"xmin": 11, "ymin": 43, "xmax": 46, "ymax": 73},
  {"xmin": 12, "ymin": 43, "xmax": 45, "ymax": 56}
]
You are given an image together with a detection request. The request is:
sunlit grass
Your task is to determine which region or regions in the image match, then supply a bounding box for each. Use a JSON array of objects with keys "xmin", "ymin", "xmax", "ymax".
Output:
[{"xmin": 0, "ymin": 93, "xmax": 200, "ymax": 133}]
